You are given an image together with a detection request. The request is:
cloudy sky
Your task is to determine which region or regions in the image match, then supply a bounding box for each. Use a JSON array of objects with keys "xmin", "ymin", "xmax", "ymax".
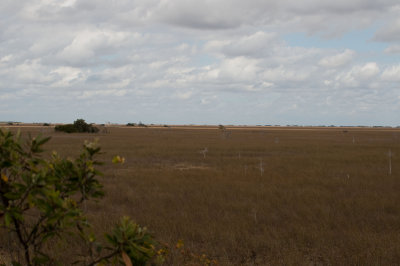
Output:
[{"xmin": 1, "ymin": 0, "xmax": 400, "ymax": 126}]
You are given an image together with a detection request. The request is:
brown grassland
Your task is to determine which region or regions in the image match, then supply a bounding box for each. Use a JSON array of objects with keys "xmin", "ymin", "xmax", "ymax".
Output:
[{"xmin": 1, "ymin": 125, "xmax": 400, "ymax": 265}]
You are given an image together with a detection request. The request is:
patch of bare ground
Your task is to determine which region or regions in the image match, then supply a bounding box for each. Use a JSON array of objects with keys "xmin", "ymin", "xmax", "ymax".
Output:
[{"xmin": 172, "ymin": 163, "xmax": 210, "ymax": 171}]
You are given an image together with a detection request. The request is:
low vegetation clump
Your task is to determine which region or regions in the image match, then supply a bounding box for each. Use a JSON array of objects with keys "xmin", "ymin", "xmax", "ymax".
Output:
[
  {"xmin": 55, "ymin": 119, "xmax": 99, "ymax": 133},
  {"xmin": 126, "ymin": 122, "xmax": 148, "ymax": 127}
]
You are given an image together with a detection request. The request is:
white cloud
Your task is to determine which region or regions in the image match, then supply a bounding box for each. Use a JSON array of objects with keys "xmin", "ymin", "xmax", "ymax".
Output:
[
  {"xmin": 381, "ymin": 65, "xmax": 400, "ymax": 81},
  {"xmin": 204, "ymin": 31, "xmax": 278, "ymax": 58},
  {"xmin": 334, "ymin": 62, "xmax": 380, "ymax": 88},
  {"xmin": 60, "ymin": 0, "xmax": 77, "ymax": 8},
  {"xmin": 77, "ymin": 89, "xmax": 128, "ymax": 99},
  {"xmin": 262, "ymin": 66, "xmax": 310, "ymax": 83},
  {"xmin": 0, "ymin": 55, "xmax": 13, "ymax": 64},
  {"xmin": 216, "ymin": 57, "xmax": 261, "ymax": 82},
  {"xmin": 357, "ymin": 62, "xmax": 380, "ymax": 79},
  {"xmin": 1, "ymin": 1, "xmax": 400, "ymax": 125},
  {"xmin": 11, "ymin": 59, "xmax": 52, "ymax": 83},
  {"xmin": 107, "ymin": 79, "xmax": 131, "ymax": 89},
  {"xmin": 174, "ymin": 91, "xmax": 193, "ymax": 100},
  {"xmin": 50, "ymin": 66, "xmax": 86, "ymax": 87},
  {"xmin": 0, "ymin": 93, "xmax": 17, "ymax": 101},
  {"xmin": 384, "ymin": 45, "xmax": 400, "ymax": 54},
  {"xmin": 57, "ymin": 29, "xmax": 129, "ymax": 65},
  {"xmin": 319, "ymin": 49, "xmax": 355, "ymax": 68}
]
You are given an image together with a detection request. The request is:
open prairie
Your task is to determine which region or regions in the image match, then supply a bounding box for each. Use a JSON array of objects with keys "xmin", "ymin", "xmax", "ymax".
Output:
[{"xmin": 2, "ymin": 125, "xmax": 400, "ymax": 265}]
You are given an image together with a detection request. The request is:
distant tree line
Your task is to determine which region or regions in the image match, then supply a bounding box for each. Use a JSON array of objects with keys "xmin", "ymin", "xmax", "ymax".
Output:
[{"xmin": 55, "ymin": 119, "xmax": 99, "ymax": 133}]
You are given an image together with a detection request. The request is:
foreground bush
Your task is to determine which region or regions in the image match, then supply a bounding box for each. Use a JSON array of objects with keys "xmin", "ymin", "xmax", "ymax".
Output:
[
  {"xmin": 0, "ymin": 129, "xmax": 156, "ymax": 265},
  {"xmin": 55, "ymin": 119, "xmax": 99, "ymax": 133}
]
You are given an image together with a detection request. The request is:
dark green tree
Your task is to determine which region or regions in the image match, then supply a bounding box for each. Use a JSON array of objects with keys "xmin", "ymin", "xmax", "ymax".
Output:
[
  {"xmin": 55, "ymin": 119, "xmax": 99, "ymax": 133},
  {"xmin": 74, "ymin": 119, "xmax": 90, "ymax": 132}
]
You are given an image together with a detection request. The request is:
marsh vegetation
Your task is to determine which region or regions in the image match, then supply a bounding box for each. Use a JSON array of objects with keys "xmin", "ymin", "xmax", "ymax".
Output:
[{"xmin": 1, "ymin": 125, "xmax": 400, "ymax": 265}]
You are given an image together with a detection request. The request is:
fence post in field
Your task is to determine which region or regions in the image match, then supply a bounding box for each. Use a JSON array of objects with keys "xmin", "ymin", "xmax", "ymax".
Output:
[
  {"xmin": 200, "ymin": 147, "xmax": 208, "ymax": 159},
  {"xmin": 252, "ymin": 208, "xmax": 258, "ymax": 224},
  {"xmin": 388, "ymin": 149, "xmax": 393, "ymax": 175},
  {"xmin": 258, "ymin": 159, "xmax": 264, "ymax": 176}
]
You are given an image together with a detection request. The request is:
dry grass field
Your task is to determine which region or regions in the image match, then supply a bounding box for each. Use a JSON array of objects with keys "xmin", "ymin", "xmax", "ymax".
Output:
[{"xmin": 2, "ymin": 125, "xmax": 400, "ymax": 265}]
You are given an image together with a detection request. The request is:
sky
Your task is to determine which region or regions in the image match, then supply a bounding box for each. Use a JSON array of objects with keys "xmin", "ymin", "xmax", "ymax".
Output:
[{"xmin": 1, "ymin": 0, "xmax": 400, "ymax": 126}]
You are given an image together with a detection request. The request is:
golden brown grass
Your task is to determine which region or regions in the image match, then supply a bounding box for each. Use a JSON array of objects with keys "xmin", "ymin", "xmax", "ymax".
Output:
[{"xmin": 2, "ymin": 125, "xmax": 400, "ymax": 265}]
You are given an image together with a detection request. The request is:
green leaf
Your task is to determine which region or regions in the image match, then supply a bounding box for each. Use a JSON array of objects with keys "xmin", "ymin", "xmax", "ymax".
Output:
[
  {"xmin": 10, "ymin": 209, "xmax": 24, "ymax": 222},
  {"xmin": 36, "ymin": 136, "xmax": 51, "ymax": 146},
  {"xmin": 105, "ymin": 234, "xmax": 117, "ymax": 245},
  {"xmin": 95, "ymin": 243, "xmax": 103, "ymax": 253},
  {"xmin": 4, "ymin": 212, "xmax": 12, "ymax": 227},
  {"xmin": 32, "ymin": 254, "xmax": 51, "ymax": 265},
  {"xmin": 4, "ymin": 191, "xmax": 21, "ymax": 200}
]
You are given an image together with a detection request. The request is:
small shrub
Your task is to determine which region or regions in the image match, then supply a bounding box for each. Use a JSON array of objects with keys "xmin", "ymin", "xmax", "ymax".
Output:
[
  {"xmin": 88, "ymin": 124, "xmax": 99, "ymax": 133},
  {"xmin": 126, "ymin": 123, "xmax": 136, "ymax": 127},
  {"xmin": 42, "ymin": 123, "xmax": 51, "ymax": 126},
  {"xmin": 0, "ymin": 129, "xmax": 157, "ymax": 265},
  {"xmin": 55, "ymin": 123, "xmax": 77, "ymax": 133},
  {"xmin": 160, "ymin": 239, "xmax": 217, "ymax": 265},
  {"xmin": 54, "ymin": 119, "xmax": 99, "ymax": 134}
]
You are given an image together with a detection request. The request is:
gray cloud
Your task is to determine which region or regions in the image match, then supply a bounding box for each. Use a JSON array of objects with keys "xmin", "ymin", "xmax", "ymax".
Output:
[
  {"xmin": 384, "ymin": 45, "xmax": 400, "ymax": 54},
  {"xmin": 374, "ymin": 20, "xmax": 400, "ymax": 42},
  {"xmin": 0, "ymin": 1, "xmax": 399, "ymax": 125}
]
